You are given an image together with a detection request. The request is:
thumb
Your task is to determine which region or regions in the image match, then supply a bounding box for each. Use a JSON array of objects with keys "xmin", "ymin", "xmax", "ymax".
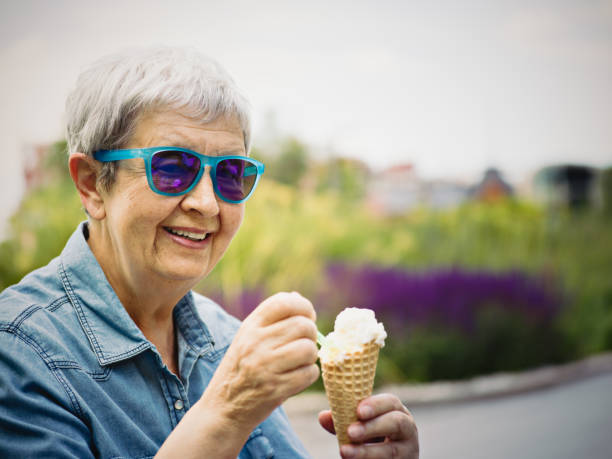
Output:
[{"xmin": 318, "ymin": 410, "xmax": 336, "ymax": 435}]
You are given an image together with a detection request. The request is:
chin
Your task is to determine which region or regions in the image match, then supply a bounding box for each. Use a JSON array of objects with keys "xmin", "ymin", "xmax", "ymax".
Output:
[{"xmin": 155, "ymin": 264, "xmax": 209, "ymax": 284}]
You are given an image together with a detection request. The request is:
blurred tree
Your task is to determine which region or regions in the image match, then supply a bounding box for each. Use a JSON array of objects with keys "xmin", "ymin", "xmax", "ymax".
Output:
[
  {"xmin": 0, "ymin": 141, "xmax": 83, "ymax": 289},
  {"xmin": 270, "ymin": 137, "xmax": 309, "ymax": 187},
  {"xmin": 253, "ymin": 137, "xmax": 310, "ymax": 187},
  {"xmin": 314, "ymin": 157, "xmax": 370, "ymax": 201},
  {"xmin": 601, "ymin": 167, "xmax": 612, "ymax": 217},
  {"xmin": 2, "ymin": 135, "xmax": 611, "ymax": 384},
  {"xmin": 43, "ymin": 140, "xmax": 71, "ymax": 183}
]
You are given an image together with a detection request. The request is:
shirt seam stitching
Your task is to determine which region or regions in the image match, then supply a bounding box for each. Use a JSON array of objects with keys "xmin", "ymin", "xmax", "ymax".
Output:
[
  {"xmin": 176, "ymin": 294, "xmax": 215, "ymax": 354},
  {"xmin": 158, "ymin": 370, "xmax": 180, "ymax": 427},
  {"xmin": 58, "ymin": 256, "xmax": 152, "ymax": 365},
  {"xmin": 47, "ymin": 296, "xmax": 71, "ymax": 312},
  {"xmin": 58, "ymin": 259, "xmax": 105, "ymax": 360},
  {"xmin": 9, "ymin": 304, "xmax": 43, "ymax": 331},
  {"xmin": 0, "ymin": 327, "xmax": 85, "ymax": 420}
]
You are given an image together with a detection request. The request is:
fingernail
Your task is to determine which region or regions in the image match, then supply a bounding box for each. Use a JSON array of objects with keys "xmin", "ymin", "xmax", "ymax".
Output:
[
  {"xmin": 359, "ymin": 405, "xmax": 373, "ymax": 418},
  {"xmin": 348, "ymin": 424, "xmax": 364, "ymax": 439}
]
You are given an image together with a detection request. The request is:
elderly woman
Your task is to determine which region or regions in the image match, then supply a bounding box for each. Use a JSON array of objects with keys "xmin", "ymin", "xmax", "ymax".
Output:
[{"xmin": 0, "ymin": 47, "xmax": 418, "ymax": 458}]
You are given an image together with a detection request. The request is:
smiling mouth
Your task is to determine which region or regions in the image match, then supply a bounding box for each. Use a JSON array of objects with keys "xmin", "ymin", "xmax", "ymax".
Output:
[{"xmin": 164, "ymin": 227, "xmax": 209, "ymax": 242}]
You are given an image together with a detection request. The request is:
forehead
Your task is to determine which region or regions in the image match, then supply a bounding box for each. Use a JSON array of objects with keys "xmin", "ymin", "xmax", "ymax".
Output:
[{"xmin": 128, "ymin": 109, "xmax": 246, "ymax": 155}]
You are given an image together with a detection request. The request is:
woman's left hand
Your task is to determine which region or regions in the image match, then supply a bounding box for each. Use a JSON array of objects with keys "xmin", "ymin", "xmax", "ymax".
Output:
[{"xmin": 318, "ymin": 393, "xmax": 419, "ymax": 458}]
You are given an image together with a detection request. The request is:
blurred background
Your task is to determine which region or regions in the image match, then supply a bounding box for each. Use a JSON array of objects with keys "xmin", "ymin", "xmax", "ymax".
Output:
[{"xmin": 1, "ymin": 0, "xmax": 612, "ymax": 447}]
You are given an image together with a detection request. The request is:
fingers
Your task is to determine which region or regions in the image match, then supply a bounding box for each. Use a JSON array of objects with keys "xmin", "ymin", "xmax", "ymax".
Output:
[
  {"xmin": 258, "ymin": 298, "xmax": 318, "ymax": 374},
  {"xmin": 200, "ymin": 292, "xmax": 321, "ymax": 434},
  {"xmin": 270, "ymin": 362, "xmax": 319, "ymax": 399},
  {"xmin": 340, "ymin": 394, "xmax": 419, "ymax": 458},
  {"xmin": 236, "ymin": 292, "xmax": 319, "ymax": 386},
  {"xmin": 245, "ymin": 292, "xmax": 318, "ymax": 374},
  {"xmin": 340, "ymin": 440, "xmax": 419, "ymax": 459},
  {"xmin": 271, "ymin": 338, "xmax": 318, "ymax": 373},
  {"xmin": 352, "ymin": 394, "xmax": 416, "ymax": 443},
  {"xmin": 266, "ymin": 314, "xmax": 318, "ymax": 348},
  {"xmin": 251, "ymin": 292, "xmax": 316, "ymax": 326},
  {"xmin": 357, "ymin": 394, "xmax": 410, "ymax": 422},
  {"xmin": 348, "ymin": 408, "xmax": 417, "ymax": 443}
]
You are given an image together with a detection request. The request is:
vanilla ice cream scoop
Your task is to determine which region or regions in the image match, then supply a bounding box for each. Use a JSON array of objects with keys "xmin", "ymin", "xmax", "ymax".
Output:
[{"xmin": 318, "ymin": 307, "xmax": 387, "ymax": 364}]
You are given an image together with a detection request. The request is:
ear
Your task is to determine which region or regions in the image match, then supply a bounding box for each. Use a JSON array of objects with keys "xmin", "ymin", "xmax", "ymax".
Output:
[{"xmin": 68, "ymin": 153, "xmax": 106, "ymax": 220}]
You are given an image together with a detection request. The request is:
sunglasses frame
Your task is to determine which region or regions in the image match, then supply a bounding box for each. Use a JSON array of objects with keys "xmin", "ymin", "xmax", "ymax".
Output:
[{"xmin": 94, "ymin": 147, "xmax": 265, "ymax": 203}]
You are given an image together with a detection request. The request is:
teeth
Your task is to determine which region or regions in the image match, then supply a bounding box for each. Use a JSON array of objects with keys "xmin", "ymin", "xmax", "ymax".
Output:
[{"xmin": 167, "ymin": 228, "xmax": 207, "ymax": 241}]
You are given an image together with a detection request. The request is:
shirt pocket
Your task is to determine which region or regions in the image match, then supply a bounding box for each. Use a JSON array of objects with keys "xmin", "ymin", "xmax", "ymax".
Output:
[{"xmin": 242, "ymin": 427, "xmax": 275, "ymax": 459}]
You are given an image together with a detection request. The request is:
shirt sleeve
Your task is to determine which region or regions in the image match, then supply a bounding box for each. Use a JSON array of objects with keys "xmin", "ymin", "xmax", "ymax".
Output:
[
  {"xmin": 248, "ymin": 406, "xmax": 312, "ymax": 459},
  {"xmin": 0, "ymin": 330, "xmax": 94, "ymax": 459}
]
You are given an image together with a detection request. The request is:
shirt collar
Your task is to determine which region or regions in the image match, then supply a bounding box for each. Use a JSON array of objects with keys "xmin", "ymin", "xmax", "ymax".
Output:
[{"xmin": 58, "ymin": 222, "xmax": 213, "ymax": 366}]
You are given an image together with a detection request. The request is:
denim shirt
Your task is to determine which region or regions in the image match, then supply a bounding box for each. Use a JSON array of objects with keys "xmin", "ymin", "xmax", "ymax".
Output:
[{"xmin": 0, "ymin": 222, "xmax": 310, "ymax": 459}]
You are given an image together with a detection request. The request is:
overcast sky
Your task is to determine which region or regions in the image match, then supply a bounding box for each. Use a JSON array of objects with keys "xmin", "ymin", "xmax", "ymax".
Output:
[{"xmin": 1, "ymin": 0, "xmax": 611, "ymax": 234}]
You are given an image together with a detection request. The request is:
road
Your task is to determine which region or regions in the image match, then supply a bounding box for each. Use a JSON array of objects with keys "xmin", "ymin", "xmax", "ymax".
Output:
[{"xmin": 287, "ymin": 372, "xmax": 612, "ymax": 458}]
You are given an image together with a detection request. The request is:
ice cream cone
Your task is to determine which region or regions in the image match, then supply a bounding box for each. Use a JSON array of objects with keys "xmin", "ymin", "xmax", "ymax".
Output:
[{"xmin": 321, "ymin": 339, "xmax": 380, "ymax": 446}]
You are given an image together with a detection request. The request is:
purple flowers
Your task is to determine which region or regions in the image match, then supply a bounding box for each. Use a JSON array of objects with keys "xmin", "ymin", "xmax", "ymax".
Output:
[
  {"xmin": 318, "ymin": 264, "xmax": 563, "ymax": 332},
  {"xmin": 209, "ymin": 263, "xmax": 563, "ymax": 332},
  {"xmin": 206, "ymin": 263, "xmax": 568, "ymax": 381},
  {"xmin": 208, "ymin": 288, "xmax": 266, "ymax": 320}
]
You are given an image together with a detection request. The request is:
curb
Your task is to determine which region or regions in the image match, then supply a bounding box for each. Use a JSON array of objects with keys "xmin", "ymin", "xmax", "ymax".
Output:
[{"xmin": 283, "ymin": 351, "xmax": 612, "ymax": 415}]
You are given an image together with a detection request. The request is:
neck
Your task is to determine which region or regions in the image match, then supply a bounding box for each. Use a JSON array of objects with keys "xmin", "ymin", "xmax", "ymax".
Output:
[{"xmin": 86, "ymin": 220, "xmax": 185, "ymax": 376}]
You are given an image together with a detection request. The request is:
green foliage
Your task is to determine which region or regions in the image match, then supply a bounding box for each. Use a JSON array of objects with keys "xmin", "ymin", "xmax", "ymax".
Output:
[
  {"xmin": 200, "ymin": 186, "xmax": 612, "ymax": 382},
  {"xmin": 197, "ymin": 180, "xmax": 334, "ymax": 302},
  {"xmin": 0, "ymin": 142, "xmax": 83, "ymax": 288},
  {"xmin": 601, "ymin": 167, "xmax": 612, "ymax": 216},
  {"xmin": 43, "ymin": 140, "xmax": 71, "ymax": 183},
  {"xmin": 253, "ymin": 137, "xmax": 369, "ymax": 200},
  {"xmin": 254, "ymin": 137, "xmax": 309, "ymax": 186},
  {"xmin": 2, "ymin": 140, "xmax": 611, "ymax": 384},
  {"xmin": 313, "ymin": 157, "xmax": 369, "ymax": 200},
  {"xmin": 378, "ymin": 307, "xmax": 572, "ymax": 383}
]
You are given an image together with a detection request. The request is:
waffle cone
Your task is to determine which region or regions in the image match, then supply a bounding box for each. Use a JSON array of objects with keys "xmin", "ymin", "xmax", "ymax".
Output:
[{"xmin": 321, "ymin": 340, "xmax": 380, "ymax": 446}]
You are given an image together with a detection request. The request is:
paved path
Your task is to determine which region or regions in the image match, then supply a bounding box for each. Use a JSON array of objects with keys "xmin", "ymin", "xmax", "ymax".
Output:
[
  {"xmin": 411, "ymin": 372, "xmax": 612, "ymax": 459},
  {"xmin": 284, "ymin": 354, "xmax": 612, "ymax": 458}
]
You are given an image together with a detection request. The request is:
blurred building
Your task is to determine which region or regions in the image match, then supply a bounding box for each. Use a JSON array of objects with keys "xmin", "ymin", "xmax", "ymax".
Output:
[
  {"xmin": 366, "ymin": 164, "xmax": 421, "ymax": 215},
  {"xmin": 533, "ymin": 164, "xmax": 600, "ymax": 209},
  {"xmin": 469, "ymin": 168, "xmax": 514, "ymax": 202},
  {"xmin": 366, "ymin": 164, "xmax": 470, "ymax": 214},
  {"xmin": 422, "ymin": 180, "xmax": 469, "ymax": 209}
]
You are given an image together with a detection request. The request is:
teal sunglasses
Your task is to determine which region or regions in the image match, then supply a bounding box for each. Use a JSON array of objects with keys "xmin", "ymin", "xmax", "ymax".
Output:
[{"xmin": 94, "ymin": 147, "xmax": 265, "ymax": 204}]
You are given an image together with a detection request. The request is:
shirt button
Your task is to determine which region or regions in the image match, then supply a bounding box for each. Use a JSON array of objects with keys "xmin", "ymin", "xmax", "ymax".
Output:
[{"xmin": 174, "ymin": 399, "xmax": 184, "ymax": 411}]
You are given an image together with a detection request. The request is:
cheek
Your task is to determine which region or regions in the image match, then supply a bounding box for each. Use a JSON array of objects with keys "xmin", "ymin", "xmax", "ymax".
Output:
[
  {"xmin": 219, "ymin": 204, "xmax": 244, "ymax": 241},
  {"xmin": 114, "ymin": 189, "xmax": 176, "ymax": 238},
  {"xmin": 205, "ymin": 205, "xmax": 243, "ymax": 274}
]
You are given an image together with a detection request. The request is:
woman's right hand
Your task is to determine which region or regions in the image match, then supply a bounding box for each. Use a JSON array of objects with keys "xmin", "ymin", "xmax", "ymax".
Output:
[
  {"xmin": 155, "ymin": 292, "xmax": 319, "ymax": 459},
  {"xmin": 199, "ymin": 291, "xmax": 320, "ymax": 432}
]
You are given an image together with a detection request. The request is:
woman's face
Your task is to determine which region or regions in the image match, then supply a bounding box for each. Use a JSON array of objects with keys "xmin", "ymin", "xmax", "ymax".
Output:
[{"xmin": 98, "ymin": 110, "xmax": 246, "ymax": 288}]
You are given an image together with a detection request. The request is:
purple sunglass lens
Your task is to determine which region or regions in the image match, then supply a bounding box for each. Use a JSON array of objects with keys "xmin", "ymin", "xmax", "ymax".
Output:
[
  {"xmin": 216, "ymin": 158, "xmax": 257, "ymax": 202},
  {"xmin": 151, "ymin": 151, "xmax": 200, "ymax": 194}
]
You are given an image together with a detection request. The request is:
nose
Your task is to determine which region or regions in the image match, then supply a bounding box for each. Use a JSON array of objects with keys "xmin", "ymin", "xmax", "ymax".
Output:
[{"xmin": 180, "ymin": 167, "xmax": 220, "ymax": 216}]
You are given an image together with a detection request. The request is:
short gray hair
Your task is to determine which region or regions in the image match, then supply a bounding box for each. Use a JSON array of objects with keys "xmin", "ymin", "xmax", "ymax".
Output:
[{"xmin": 65, "ymin": 46, "xmax": 251, "ymax": 189}]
